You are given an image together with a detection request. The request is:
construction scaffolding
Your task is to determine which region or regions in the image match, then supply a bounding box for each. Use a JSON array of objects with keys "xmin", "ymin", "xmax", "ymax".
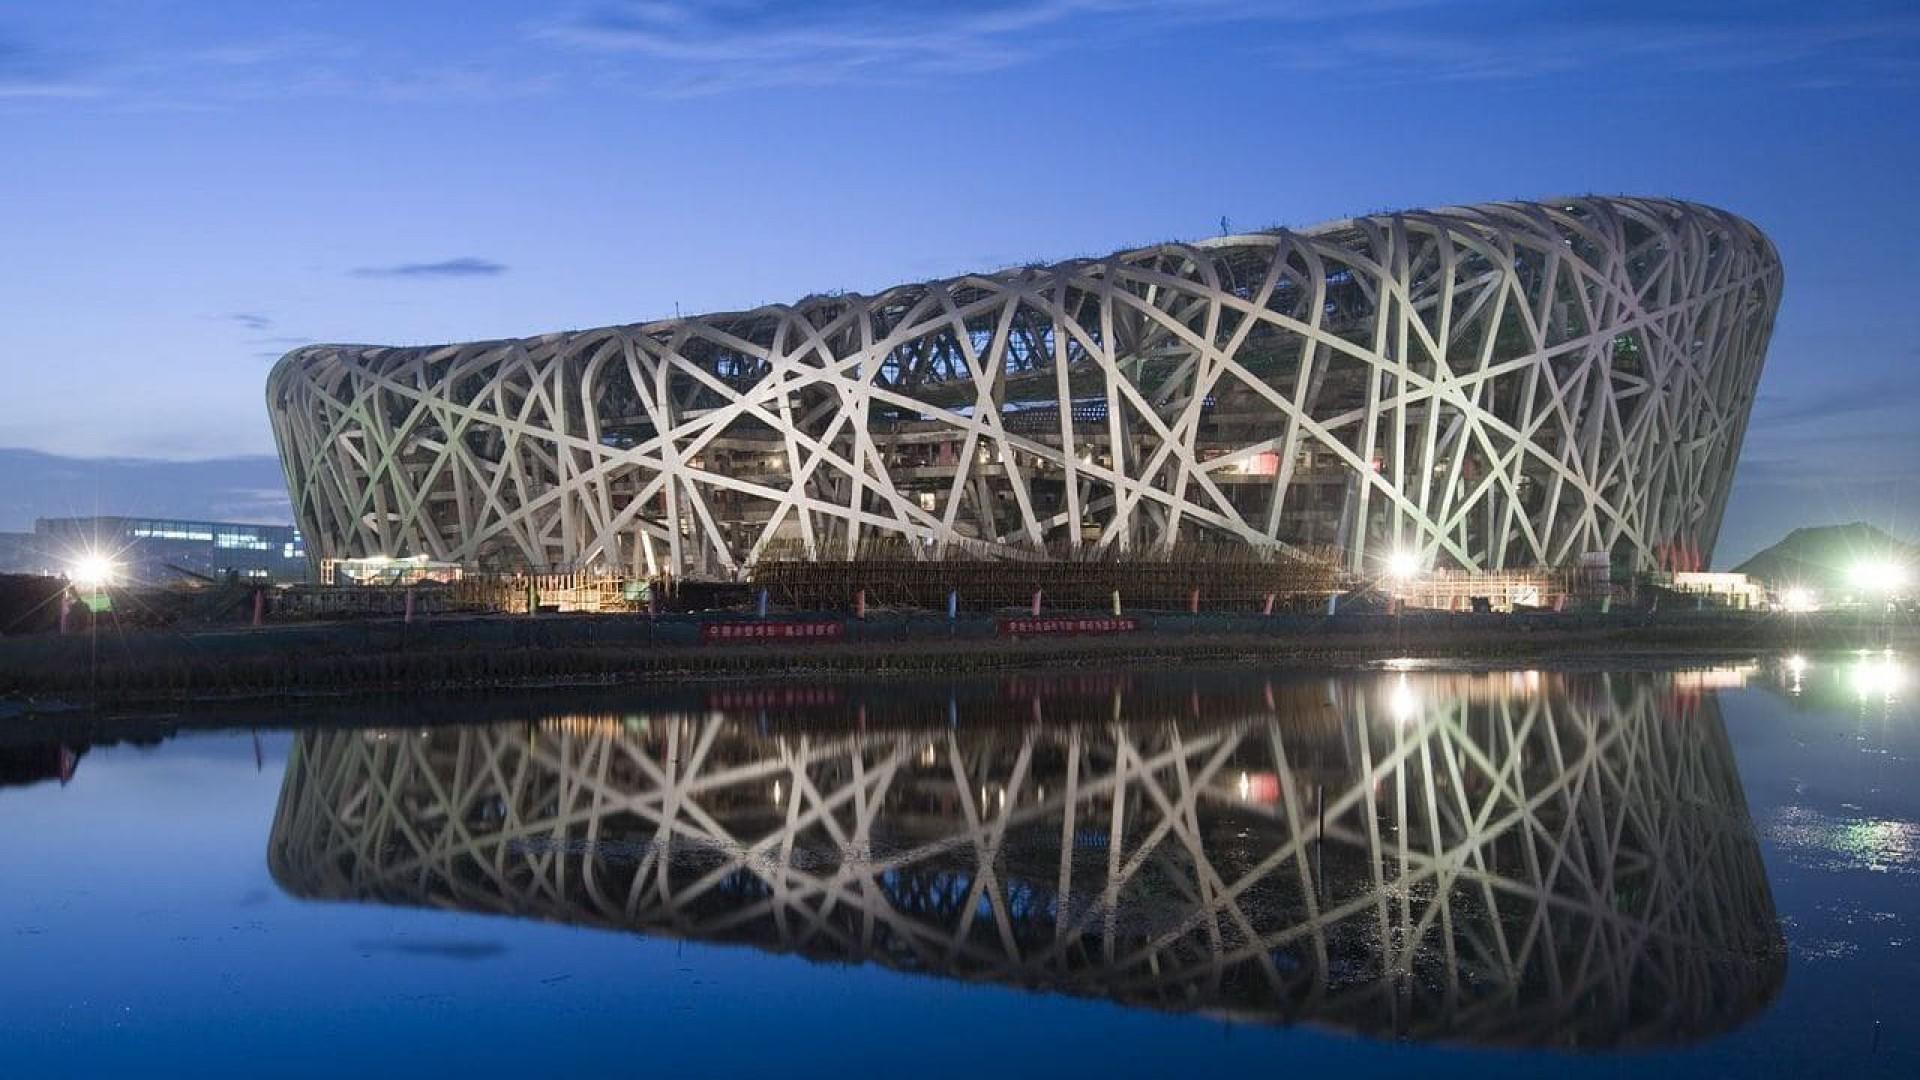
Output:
[
  {"xmin": 449, "ymin": 573, "xmax": 642, "ymax": 614},
  {"xmin": 751, "ymin": 540, "xmax": 1344, "ymax": 611},
  {"xmin": 284, "ymin": 572, "xmax": 644, "ymax": 618},
  {"xmin": 1395, "ymin": 568, "xmax": 1569, "ymax": 613}
]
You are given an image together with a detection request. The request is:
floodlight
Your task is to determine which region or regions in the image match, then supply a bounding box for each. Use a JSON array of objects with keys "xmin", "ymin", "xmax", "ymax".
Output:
[
  {"xmin": 1387, "ymin": 549, "xmax": 1422, "ymax": 581},
  {"xmin": 1849, "ymin": 559, "xmax": 1909, "ymax": 593},
  {"xmin": 69, "ymin": 553, "xmax": 118, "ymax": 589},
  {"xmin": 1779, "ymin": 586, "xmax": 1816, "ymax": 613}
]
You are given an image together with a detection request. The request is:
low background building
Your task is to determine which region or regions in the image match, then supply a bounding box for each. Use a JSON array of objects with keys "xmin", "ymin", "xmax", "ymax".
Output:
[
  {"xmin": 1, "ymin": 516, "xmax": 308, "ymax": 585},
  {"xmin": 1667, "ymin": 571, "xmax": 1769, "ymax": 611}
]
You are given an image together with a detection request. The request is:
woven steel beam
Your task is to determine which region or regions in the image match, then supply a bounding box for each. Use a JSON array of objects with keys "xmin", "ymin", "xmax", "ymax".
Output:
[{"xmin": 268, "ymin": 197, "xmax": 1781, "ymax": 577}]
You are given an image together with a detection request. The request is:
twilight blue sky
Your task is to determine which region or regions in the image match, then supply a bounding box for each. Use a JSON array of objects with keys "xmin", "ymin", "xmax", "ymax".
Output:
[{"xmin": 1, "ymin": 0, "xmax": 1916, "ymax": 562}]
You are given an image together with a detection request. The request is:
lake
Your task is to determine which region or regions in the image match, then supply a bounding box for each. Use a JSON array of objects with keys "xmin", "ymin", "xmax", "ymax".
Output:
[{"xmin": 2, "ymin": 653, "xmax": 1914, "ymax": 1078}]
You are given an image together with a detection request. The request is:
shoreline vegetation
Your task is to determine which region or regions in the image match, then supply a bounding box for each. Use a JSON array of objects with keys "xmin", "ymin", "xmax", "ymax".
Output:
[{"xmin": 1, "ymin": 609, "xmax": 1911, "ymax": 721}]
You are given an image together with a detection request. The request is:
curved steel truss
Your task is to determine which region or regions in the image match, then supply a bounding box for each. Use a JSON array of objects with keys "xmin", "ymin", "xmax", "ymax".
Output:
[
  {"xmin": 268, "ymin": 196, "xmax": 1780, "ymax": 577},
  {"xmin": 269, "ymin": 671, "xmax": 1783, "ymax": 1047}
]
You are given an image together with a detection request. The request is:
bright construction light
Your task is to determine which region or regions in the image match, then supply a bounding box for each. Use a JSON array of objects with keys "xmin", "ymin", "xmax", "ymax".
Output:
[
  {"xmin": 1849, "ymin": 559, "xmax": 1910, "ymax": 593},
  {"xmin": 1386, "ymin": 549, "xmax": 1422, "ymax": 581},
  {"xmin": 1786, "ymin": 654, "xmax": 1808, "ymax": 676},
  {"xmin": 1779, "ymin": 586, "xmax": 1817, "ymax": 614},
  {"xmin": 68, "ymin": 554, "xmax": 118, "ymax": 589}
]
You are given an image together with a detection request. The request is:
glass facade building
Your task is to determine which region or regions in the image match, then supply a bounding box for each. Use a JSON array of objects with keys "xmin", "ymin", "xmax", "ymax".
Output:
[{"xmin": 8, "ymin": 516, "xmax": 307, "ymax": 584}]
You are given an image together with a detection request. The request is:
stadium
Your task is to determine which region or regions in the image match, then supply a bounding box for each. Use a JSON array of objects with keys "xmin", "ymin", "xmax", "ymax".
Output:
[{"xmin": 267, "ymin": 196, "xmax": 1780, "ymax": 592}]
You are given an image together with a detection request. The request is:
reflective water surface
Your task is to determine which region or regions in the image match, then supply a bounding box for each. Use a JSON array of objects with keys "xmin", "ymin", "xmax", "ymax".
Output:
[{"xmin": 3, "ymin": 654, "xmax": 1915, "ymax": 1077}]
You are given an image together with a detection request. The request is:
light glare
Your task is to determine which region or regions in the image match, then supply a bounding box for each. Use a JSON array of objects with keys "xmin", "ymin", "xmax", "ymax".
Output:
[
  {"xmin": 1387, "ymin": 549, "xmax": 1421, "ymax": 581},
  {"xmin": 69, "ymin": 554, "xmax": 118, "ymax": 589},
  {"xmin": 1849, "ymin": 559, "xmax": 1910, "ymax": 593},
  {"xmin": 1388, "ymin": 675, "xmax": 1420, "ymax": 724},
  {"xmin": 1848, "ymin": 652, "xmax": 1908, "ymax": 701}
]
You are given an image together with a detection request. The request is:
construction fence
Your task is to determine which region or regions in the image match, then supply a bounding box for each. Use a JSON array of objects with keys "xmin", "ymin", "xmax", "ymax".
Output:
[{"xmin": 279, "ymin": 557, "xmax": 1594, "ymax": 620}]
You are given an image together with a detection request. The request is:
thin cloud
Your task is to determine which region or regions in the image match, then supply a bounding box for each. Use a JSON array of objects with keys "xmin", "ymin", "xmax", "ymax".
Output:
[
  {"xmin": 16, "ymin": 3, "xmax": 1909, "ymax": 109},
  {"xmin": 532, "ymin": 1, "xmax": 1410, "ymax": 96},
  {"xmin": 351, "ymin": 257, "xmax": 508, "ymax": 279},
  {"xmin": 1264, "ymin": 11, "xmax": 1920, "ymax": 87},
  {"xmin": 1751, "ymin": 372, "xmax": 1920, "ymax": 426},
  {"xmin": 228, "ymin": 312, "xmax": 273, "ymax": 331},
  {"xmin": 0, "ymin": 79, "xmax": 99, "ymax": 100},
  {"xmin": 529, "ymin": 2, "xmax": 1919, "ymax": 97},
  {"xmin": 0, "ymin": 27, "xmax": 548, "ymax": 111},
  {"xmin": 208, "ymin": 487, "xmax": 294, "ymax": 523},
  {"xmin": 1736, "ymin": 417, "xmax": 1920, "ymax": 496},
  {"xmin": 0, "ymin": 32, "xmax": 100, "ymax": 100},
  {"xmin": 245, "ymin": 330, "xmax": 313, "ymax": 360}
]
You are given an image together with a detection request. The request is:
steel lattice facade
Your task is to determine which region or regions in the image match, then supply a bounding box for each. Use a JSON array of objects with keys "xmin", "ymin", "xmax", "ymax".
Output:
[{"xmin": 267, "ymin": 196, "xmax": 1781, "ymax": 578}]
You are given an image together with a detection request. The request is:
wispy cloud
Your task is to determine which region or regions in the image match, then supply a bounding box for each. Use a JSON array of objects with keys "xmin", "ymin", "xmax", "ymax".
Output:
[
  {"xmin": 10, "ymin": 3, "xmax": 1912, "ymax": 110},
  {"xmin": 1736, "ymin": 437, "xmax": 1920, "ymax": 488},
  {"xmin": 1751, "ymin": 370, "xmax": 1920, "ymax": 426},
  {"xmin": 527, "ymin": 2, "xmax": 1920, "ymax": 96},
  {"xmin": 208, "ymin": 486, "xmax": 294, "ymax": 523},
  {"xmin": 222, "ymin": 315, "xmax": 316, "ymax": 358},
  {"xmin": 252, "ymin": 336, "xmax": 315, "ymax": 361},
  {"xmin": 0, "ymin": 31, "xmax": 100, "ymax": 99},
  {"xmin": 531, "ymin": 1, "xmax": 1397, "ymax": 95},
  {"xmin": 350, "ymin": 257, "xmax": 508, "ymax": 279},
  {"xmin": 1263, "ymin": 10, "xmax": 1920, "ymax": 87},
  {"xmin": 0, "ymin": 26, "xmax": 552, "ymax": 111}
]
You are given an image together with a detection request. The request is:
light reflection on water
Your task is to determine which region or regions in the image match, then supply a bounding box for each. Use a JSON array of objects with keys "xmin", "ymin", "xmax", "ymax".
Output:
[
  {"xmin": 1764, "ymin": 648, "xmax": 1910, "ymax": 708},
  {"xmin": 1, "ymin": 654, "xmax": 1917, "ymax": 1077},
  {"xmin": 1768, "ymin": 808, "xmax": 1919, "ymax": 876},
  {"xmin": 270, "ymin": 669, "xmax": 1784, "ymax": 1050}
]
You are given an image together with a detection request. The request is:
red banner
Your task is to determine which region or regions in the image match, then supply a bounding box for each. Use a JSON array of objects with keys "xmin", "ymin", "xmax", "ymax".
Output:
[
  {"xmin": 707, "ymin": 686, "xmax": 845, "ymax": 709},
  {"xmin": 701, "ymin": 620, "xmax": 845, "ymax": 644},
  {"xmin": 998, "ymin": 616, "xmax": 1140, "ymax": 636}
]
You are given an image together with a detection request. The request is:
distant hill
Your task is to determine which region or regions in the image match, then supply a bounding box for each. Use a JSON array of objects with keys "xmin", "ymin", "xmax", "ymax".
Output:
[
  {"xmin": 0, "ymin": 448, "xmax": 290, "ymax": 532},
  {"xmin": 1732, "ymin": 522, "xmax": 1918, "ymax": 588}
]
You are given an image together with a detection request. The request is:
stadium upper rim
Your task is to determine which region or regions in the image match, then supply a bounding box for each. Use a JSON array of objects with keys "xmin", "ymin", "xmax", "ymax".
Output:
[{"xmin": 269, "ymin": 195, "xmax": 1777, "ymax": 373}]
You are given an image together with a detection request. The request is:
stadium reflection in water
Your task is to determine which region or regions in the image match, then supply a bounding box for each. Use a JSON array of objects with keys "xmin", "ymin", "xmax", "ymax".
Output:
[{"xmin": 268, "ymin": 669, "xmax": 1784, "ymax": 1050}]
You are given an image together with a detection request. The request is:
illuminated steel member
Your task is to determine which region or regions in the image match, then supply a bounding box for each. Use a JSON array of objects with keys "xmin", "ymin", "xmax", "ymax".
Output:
[
  {"xmin": 269, "ymin": 669, "xmax": 1784, "ymax": 1049},
  {"xmin": 267, "ymin": 197, "xmax": 1781, "ymax": 580}
]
